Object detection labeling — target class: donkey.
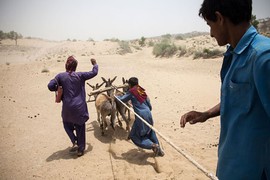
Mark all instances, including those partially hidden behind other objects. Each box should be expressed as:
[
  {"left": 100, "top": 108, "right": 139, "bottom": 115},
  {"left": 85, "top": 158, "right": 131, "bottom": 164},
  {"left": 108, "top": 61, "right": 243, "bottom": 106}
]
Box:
[
  {"left": 115, "top": 77, "right": 131, "bottom": 132},
  {"left": 94, "top": 76, "right": 117, "bottom": 135}
]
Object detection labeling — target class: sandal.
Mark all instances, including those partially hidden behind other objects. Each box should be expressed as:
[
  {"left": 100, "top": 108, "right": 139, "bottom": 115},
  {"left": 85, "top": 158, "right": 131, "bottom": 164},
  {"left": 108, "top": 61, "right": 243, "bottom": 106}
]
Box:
[
  {"left": 152, "top": 144, "right": 165, "bottom": 157},
  {"left": 69, "top": 143, "right": 78, "bottom": 153}
]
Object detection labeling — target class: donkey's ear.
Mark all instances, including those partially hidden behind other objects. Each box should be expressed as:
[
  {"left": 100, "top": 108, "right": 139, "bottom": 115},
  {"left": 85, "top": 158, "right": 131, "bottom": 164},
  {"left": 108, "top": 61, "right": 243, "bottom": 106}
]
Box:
[
  {"left": 101, "top": 77, "right": 107, "bottom": 83},
  {"left": 111, "top": 76, "right": 117, "bottom": 83},
  {"left": 122, "top": 77, "right": 126, "bottom": 83},
  {"left": 98, "top": 81, "right": 105, "bottom": 88},
  {"left": 87, "top": 82, "right": 94, "bottom": 88}
]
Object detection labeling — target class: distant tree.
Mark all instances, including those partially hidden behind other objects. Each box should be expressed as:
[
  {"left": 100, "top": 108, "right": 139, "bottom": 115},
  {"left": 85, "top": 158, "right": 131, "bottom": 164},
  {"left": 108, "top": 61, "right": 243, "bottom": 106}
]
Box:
[
  {"left": 161, "top": 34, "right": 171, "bottom": 39},
  {"left": 0, "top": 30, "right": 4, "bottom": 40},
  {"left": 138, "top": 36, "right": 146, "bottom": 47},
  {"left": 251, "top": 14, "right": 259, "bottom": 30},
  {"left": 2, "top": 31, "right": 22, "bottom": 45},
  {"left": 87, "top": 37, "right": 94, "bottom": 42},
  {"left": 8, "top": 31, "right": 18, "bottom": 45}
]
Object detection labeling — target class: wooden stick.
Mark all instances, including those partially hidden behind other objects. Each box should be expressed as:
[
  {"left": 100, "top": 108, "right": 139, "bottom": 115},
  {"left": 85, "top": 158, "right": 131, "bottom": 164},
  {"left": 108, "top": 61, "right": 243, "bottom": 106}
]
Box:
[
  {"left": 86, "top": 99, "right": 96, "bottom": 103},
  {"left": 88, "top": 84, "right": 128, "bottom": 96}
]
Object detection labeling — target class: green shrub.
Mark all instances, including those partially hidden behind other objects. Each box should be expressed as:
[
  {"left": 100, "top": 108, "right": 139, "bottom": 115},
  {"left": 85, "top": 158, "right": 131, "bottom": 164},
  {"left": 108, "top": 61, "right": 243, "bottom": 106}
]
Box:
[
  {"left": 104, "top": 38, "right": 120, "bottom": 42},
  {"left": 193, "top": 48, "right": 223, "bottom": 59},
  {"left": 153, "top": 41, "right": 177, "bottom": 58},
  {"left": 148, "top": 40, "right": 155, "bottom": 47},
  {"left": 87, "top": 38, "right": 94, "bottom": 42},
  {"left": 178, "top": 46, "right": 187, "bottom": 57},
  {"left": 41, "top": 68, "right": 49, "bottom": 73},
  {"left": 132, "top": 45, "right": 142, "bottom": 50},
  {"left": 193, "top": 51, "right": 204, "bottom": 59},
  {"left": 118, "top": 41, "right": 132, "bottom": 55},
  {"left": 175, "top": 35, "right": 184, "bottom": 40},
  {"left": 161, "top": 34, "right": 172, "bottom": 39}
]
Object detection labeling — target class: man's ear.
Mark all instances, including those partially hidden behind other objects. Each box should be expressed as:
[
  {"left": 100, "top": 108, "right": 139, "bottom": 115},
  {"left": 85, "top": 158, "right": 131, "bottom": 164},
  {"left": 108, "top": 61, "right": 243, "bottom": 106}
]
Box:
[{"left": 215, "top": 11, "right": 224, "bottom": 25}]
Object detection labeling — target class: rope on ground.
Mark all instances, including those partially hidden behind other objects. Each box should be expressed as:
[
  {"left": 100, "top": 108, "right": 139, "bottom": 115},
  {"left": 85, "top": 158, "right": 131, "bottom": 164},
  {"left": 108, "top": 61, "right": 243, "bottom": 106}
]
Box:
[
  {"left": 114, "top": 95, "right": 219, "bottom": 180},
  {"left": 108, "top": 143, "right": 116, "bottom": 180}
]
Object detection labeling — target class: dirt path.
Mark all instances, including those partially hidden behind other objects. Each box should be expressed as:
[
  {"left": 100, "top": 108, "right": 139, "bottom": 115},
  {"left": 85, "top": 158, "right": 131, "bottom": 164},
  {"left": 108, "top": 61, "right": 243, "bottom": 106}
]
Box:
[{"left": 0, "top": 39, "right": 221, "bottom": 180}]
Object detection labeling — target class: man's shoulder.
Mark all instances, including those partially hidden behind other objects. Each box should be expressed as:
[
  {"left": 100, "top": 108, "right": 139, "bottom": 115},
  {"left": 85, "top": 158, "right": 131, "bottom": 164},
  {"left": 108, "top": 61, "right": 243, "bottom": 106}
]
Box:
[
  {"left": 253, "top": 34, "right": 270, "bottom": 45},
  {"left": 250, "top": 34, "right": 270, "bottom": 53}
]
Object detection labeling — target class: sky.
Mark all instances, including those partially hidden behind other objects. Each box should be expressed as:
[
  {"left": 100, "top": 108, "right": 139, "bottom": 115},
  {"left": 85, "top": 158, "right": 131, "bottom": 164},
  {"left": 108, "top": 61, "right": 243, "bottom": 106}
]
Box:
[{"left": 0, "top": 0, "right": 269, "bottom": 41}]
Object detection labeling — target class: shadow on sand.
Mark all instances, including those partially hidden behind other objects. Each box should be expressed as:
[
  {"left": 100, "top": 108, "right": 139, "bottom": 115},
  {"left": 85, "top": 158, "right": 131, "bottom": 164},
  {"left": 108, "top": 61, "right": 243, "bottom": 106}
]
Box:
[
  {"left": 46, "top": 143, "right": 93, "bottom": 162},
  {"left": 109, "top": 145, "right": 160, "bottom": 173},
  {"left": 87, "top": 120, "right": 129, "bottom": 144}
]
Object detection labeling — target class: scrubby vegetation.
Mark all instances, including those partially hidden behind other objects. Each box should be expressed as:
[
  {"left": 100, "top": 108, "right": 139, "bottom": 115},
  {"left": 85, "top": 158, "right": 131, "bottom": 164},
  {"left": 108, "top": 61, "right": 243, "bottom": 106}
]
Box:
[
  {"left": 104, "top": 38, "right": 120, "bottom": 42},
  {"left": 41, "top": 67, "right": 49, "bottom": 73},
  {"left": 193, "top": 48, "right": 224, "bottom": 59},
  {"left": 251, "top": 15, "right": 259, "bottom": 30},
  {"left": 152, "top": 39, "right": 178, "bottom": 58},
  {"left": 152, "top": 37, "right": 224, "bottom": 59},
  {"left": 148, "top": 40, "right": 155, "bottom": 47},
  {"left": 117, "top": 41, "right": 132, "bottom": 55},
  {"left": 138, "top": 36, "right": 146, "bottom": 47},
  {"left": 178, "top": 46, "right": 187, "bottom": 57},
  {"left": 175, "top": 35, "right": 184, "bottom": 40}
]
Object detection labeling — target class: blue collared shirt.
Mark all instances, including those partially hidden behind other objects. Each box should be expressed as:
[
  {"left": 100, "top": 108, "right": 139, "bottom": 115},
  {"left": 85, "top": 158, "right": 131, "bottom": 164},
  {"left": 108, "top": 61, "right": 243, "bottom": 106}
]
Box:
[{"left": 217, "top": 26, "right": 270, "bottom": 179}]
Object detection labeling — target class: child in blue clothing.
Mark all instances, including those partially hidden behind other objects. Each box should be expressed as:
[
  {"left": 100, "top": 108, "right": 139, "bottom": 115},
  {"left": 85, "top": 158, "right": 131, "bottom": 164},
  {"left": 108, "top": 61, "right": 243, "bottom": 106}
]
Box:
[{"left": 117, "top": 77, "right": 164, "bottom": 157}]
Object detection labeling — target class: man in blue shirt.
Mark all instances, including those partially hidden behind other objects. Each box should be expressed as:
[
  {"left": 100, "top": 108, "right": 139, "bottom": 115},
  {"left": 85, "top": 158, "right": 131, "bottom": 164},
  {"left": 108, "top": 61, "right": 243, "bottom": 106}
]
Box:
[
  {"left": 180, "top": 0, "right": 270, "bottom": 179},
  {"left": 48, "top": 56, "right": 98, "bottom": 157}
]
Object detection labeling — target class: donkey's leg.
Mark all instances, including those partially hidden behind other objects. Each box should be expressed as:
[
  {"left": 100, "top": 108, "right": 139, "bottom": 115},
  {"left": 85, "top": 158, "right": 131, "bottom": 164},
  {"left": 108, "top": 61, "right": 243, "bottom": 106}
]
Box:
[
  {"left": 119, "top": 108, "right": 130, "bottom": 132},
  {"left": 101, "top": 115, "right": 106, "bottom": 136},
  {"left": 96, "top": 110, "right": 102, "bottom": 128},
  {"left": 116, "top": 111, "right": 123, "bottom": 127},
  {"left": 110, "top": 111, "right": 116, "bottom": 130}
]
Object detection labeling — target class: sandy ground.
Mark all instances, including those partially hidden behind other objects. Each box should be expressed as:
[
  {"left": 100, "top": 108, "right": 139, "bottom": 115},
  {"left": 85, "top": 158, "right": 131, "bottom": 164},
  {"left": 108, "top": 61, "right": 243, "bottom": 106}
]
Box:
[{"left": 0, "top": 38, "right": 223, "bottom": 180}]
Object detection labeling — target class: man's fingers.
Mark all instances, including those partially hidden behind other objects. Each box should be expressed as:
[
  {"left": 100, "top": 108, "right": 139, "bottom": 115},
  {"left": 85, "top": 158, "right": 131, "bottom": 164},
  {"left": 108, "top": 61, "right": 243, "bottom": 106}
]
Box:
[
  {"left": 180, "top": 112, "right": 200, "bottom": 127},
  {"left": 180, "top": 114, "right": 188, "bottom": 128}
]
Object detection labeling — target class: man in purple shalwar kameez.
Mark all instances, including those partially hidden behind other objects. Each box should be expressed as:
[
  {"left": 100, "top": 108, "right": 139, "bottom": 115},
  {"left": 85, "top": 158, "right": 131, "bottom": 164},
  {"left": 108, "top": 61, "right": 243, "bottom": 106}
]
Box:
[{"left": 48, "top": 56, "right": 98, "bottom": 157}]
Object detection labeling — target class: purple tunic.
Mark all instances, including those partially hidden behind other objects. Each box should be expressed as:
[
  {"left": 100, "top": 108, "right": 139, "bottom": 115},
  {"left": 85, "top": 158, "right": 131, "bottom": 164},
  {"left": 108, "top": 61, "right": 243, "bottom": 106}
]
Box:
[{"left": 48, "top": 65, "right": 98, "bottom": 125}]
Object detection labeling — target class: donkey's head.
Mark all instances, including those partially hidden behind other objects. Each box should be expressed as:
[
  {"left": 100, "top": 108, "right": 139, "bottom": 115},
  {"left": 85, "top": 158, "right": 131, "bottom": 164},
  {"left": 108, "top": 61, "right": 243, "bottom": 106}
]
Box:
[
  {"left": 87, "top": 82, "right": 105, "bottom": 101},
  {"left": 122, "top": 77, "right": 129, "bottom": 93},
  {"left": 101, "top": 76, "right": 117, "bottom": 96}
]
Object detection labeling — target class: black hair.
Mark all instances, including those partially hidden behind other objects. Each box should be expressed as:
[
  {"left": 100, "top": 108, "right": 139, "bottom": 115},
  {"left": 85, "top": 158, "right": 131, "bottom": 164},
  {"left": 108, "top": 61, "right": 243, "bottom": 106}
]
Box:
[
  {"left": 199, "top": 0, "right": 252, "bottom": 25},
  {"left": 128, "top": 77, "right": 138, "bottom": 87}
]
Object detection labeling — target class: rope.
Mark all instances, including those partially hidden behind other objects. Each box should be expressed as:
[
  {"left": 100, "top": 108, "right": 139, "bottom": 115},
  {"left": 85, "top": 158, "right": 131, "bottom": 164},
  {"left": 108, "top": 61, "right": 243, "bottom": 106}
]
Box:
[
  {"left": 114, "top": 95, "right": 219, "bottom": 180},
  {"left": 109, "top": 143, "right": 116, "bottom": 180}
]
